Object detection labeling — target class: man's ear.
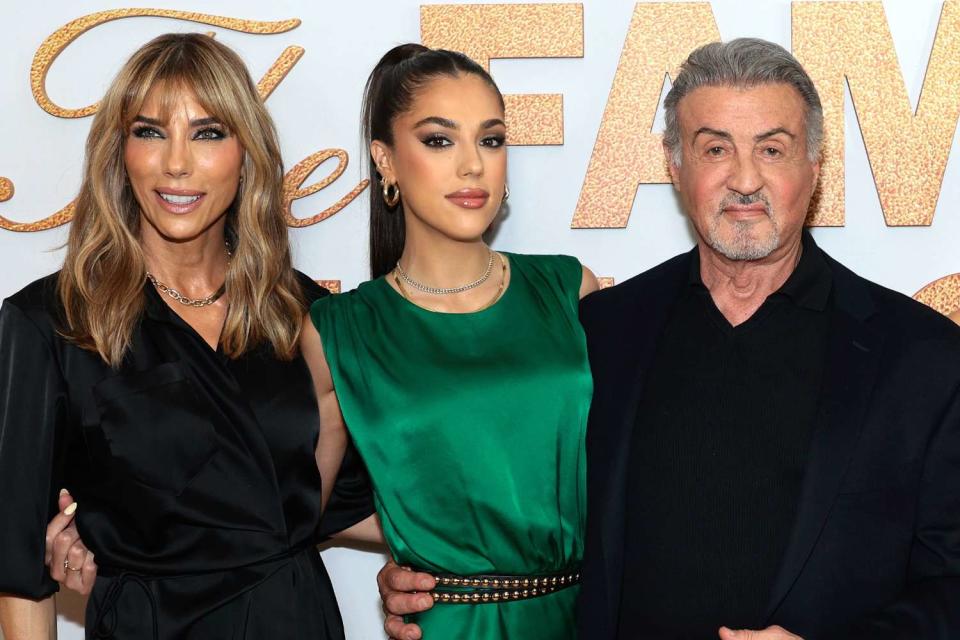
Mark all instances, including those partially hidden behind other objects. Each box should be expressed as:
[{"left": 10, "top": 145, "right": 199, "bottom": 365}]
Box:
[
  {"left": 370, "top": 140, "right": 395, "bottom": 182},
  {"left": 810, "top": 157, "right": 821, "bottom": 198},
  {"left": 664, "top": 143, "right": 681, "bottom": 190}
]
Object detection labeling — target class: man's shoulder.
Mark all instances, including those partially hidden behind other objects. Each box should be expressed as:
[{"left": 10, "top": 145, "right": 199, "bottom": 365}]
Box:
[
  {"left": 580, "top": 250, "right": 691, "bottom": 326},
  {"left": 827, "top": 254, "right": 960, "bottom": 347}
]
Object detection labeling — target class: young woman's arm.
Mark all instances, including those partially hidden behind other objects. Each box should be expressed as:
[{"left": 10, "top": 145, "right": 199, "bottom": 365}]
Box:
[
  {"left": 580, "top": 264, "right": 600, "bottom": 299},
  {"left": 331, "top": 513, "right": 386, "bottom": 545},
  {"left": 0, "top": 595, "right": 56, "bottom": 640},
  {"left": 300, "top": 317, "right": 351, "bottom": 513},
  {"left": 301, "top": 316, "right": 386, "bottom": 547}
]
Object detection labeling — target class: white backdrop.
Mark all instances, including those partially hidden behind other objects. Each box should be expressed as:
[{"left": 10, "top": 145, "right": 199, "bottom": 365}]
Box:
[{"left": 2, "top": 1, "right": 959, "bottom": 638}]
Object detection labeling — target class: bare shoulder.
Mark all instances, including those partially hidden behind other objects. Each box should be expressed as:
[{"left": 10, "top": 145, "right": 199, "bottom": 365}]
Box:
[{"left": 579, "top": 264, "right": 600, "bottom": 300}]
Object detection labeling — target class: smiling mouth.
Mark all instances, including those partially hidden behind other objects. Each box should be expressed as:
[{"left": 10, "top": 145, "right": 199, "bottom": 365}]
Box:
[
  {"left": 158, "top": 193, "right": 202, "bottom": 205},
  {"left": 154, "top": 190, "right": 206, "bottom": 214}
]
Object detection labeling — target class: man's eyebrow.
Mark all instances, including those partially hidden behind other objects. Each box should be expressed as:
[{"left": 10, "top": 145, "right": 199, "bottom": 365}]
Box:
[
  {"left": 413, "top": 116, "right": 458, "bottom": 129},
  {"left": 692, "top": 127, "right": 732, "bottom": 141},
  {"left": 754, "top": 127, "right": 796, "bottom": 142}
]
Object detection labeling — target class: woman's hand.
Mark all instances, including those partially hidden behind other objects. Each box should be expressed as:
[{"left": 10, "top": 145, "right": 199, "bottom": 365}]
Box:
[{"left": 45, "top": 489, "right": 97, "bottom": 595}]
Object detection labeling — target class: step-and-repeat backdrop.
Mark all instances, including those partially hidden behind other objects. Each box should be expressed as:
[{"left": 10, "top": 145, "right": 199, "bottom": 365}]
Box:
[{"left": 3, "top": 1, "right": 960, "bottom": 637}]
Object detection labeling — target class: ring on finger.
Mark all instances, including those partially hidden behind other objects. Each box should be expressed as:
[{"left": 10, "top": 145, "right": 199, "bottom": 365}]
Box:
[{"left": 64, "top": 558, "right": 82, "bottom": 572}]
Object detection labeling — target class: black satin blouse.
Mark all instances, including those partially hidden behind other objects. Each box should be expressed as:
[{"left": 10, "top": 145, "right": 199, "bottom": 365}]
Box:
[{"left": 0, "top": 272, "right": 374, "bottom": 639}]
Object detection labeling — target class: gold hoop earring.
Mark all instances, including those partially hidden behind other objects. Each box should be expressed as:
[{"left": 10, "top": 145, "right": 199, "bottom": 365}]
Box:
[{"left": 382, "top": 178, "right": 400, "bottom": 208}]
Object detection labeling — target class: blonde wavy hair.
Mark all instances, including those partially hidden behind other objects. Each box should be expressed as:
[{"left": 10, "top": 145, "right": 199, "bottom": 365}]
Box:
[{"left": 58, "top": 33, "right": 304, "bottom": 366}]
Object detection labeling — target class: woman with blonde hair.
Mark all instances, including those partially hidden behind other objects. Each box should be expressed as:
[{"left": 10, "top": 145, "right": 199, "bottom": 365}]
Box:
[{"left": 0, "top": 33, "right": 374, "bottom": 639}]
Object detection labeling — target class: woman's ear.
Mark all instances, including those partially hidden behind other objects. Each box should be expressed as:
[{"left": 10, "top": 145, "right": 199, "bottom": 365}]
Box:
[{"left": 370, "top": 141, "right": 395, "bottom": 182}]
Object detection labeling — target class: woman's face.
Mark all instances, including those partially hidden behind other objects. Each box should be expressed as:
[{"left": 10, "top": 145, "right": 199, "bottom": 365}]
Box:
[
  {"left": 373, "top": 73, "right": 507, "bottom": 243},
  {"left": 124, "top": 84, "right": 244, "bottom": 244}
]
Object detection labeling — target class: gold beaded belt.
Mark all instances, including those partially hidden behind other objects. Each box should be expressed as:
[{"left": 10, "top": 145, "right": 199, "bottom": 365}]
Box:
[{"left": 424, "top": 568, "right": 581, "bottom": 604}]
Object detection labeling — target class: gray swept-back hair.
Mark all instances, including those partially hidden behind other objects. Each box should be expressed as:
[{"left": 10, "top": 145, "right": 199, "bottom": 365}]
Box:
[{"left": 663, "top": 38, "right": 823, "bottom": 166}]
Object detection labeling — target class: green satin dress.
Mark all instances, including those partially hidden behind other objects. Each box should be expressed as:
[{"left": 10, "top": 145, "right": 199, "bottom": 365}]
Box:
[{"left": 310, "top": 253, "right": 591, "bottom": 639}]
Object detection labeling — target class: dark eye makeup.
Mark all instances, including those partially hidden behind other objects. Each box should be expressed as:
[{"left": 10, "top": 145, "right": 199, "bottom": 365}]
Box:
[
  {"left": 418, "top": 132, "right": 506, "bottom": 148},
  {"left": 129, "top": 124, "right": 228, "bottom": 140},
  {"left": 131, "top": 125, "right": 162, "bottom": 139},
  {"left": 481, "top": 134, "right": 506, "bottom": 148},
  {"left": 420, "top": 133, "right": 452, "bottom": 147}
]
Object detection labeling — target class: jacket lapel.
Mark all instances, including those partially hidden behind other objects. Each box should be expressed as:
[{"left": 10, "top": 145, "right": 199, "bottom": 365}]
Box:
[
  {"left": 595, "top": 362, "right": 655, "bottom": 630},
  {"left": 764, "top": 259, "right": 883, "bottom": 619},
  {"left": 585, "top": 252, "right": 693, "bottom": 634}
]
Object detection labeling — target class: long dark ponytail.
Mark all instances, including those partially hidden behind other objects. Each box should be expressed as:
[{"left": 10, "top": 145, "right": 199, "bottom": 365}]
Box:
[{"left": 361, "top": 44, "right": 504, "bottom": 278}]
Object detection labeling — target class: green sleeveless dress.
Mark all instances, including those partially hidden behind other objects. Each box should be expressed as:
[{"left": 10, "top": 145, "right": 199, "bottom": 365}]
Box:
[{"left": 310, "top": 253, "right": 591, "bottom": 639}]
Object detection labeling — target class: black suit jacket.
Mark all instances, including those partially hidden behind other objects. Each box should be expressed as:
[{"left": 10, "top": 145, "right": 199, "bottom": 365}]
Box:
[{"left": 576, "top": 243, "right": 960, "bottom": 639}]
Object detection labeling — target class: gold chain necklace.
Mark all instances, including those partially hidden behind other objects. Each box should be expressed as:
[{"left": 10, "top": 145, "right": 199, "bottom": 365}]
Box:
[
  {"left": 395, "top": 249, "right": 495, "bottom": 295},
  {"left": 145, "top": 241, "right": 230, "bottom": 308},
  {"left": 145, "top": 272, "right": 226, "bottom": 307},
  {"left": 394, "top": 252, "right": 507, "bottom": 313}
]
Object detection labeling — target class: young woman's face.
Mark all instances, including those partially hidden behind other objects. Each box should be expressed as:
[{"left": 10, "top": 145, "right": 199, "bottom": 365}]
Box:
[
  {"left": 124, "top": 84, "right": 244, "bottom": 244},
  {"left": 374, "top": 73, "right": 507, "bottom": 243}
]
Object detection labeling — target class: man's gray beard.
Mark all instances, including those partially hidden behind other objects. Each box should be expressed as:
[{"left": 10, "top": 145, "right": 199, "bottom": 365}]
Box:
[{"left": 707, "top": 216, "right": 780, "bottom": 261}]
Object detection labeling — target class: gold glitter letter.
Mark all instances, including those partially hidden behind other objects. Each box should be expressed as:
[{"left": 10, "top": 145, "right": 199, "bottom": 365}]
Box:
[
  {"left": 914, "top": 273, "right": 960, "bottom": 316},
  {"left": 257, "top": 45, "right": 305, "bottom": 101},
  {"left": 315, "top": 280, "right": 342, "bottom": 294},
  {"left": 32, "top": 9, "right": 300, "bottom": 118},
  {"left": 794, "top": 1, "right": 960, "bottom": 226},
  {"left": 571, "top": 3, "right": 719, "bottom": 228},
  {"left": 282, "top": 150, "right": 369, "bottom": 228},
  {"left": 420, "top": 4, "right": 583, "bottom": 145}
]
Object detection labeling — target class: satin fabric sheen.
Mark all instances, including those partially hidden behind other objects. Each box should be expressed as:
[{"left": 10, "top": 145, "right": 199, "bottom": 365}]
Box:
[
  {"left": 0, "top": 272, "right": 373, "bottom": 639},
  {"left": 311, "top": 253, "right": 592, "bottom": 639}
]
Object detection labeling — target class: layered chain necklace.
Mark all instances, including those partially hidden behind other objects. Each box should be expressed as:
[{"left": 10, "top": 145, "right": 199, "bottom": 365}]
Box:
[
  {"left": 393, "top": 251, "right": 508, "bottom": 313},
  {"left": 395, "top": 250, "right": 495, "bottom": 295},
  {"left": 145, "top": 242, "right": 230, "bottom": 308}
]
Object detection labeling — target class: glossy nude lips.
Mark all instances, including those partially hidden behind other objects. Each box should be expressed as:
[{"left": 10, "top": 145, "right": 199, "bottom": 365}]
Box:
[{"left": 445, "top": 188, "right": 489, "bottom": 209}]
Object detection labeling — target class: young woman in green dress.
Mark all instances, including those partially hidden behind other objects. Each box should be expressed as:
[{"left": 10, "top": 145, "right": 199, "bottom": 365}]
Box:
[
  {"left": 45, "top": 42, "right": 597, "bottom": 640},
  {"left": 302, "top": 44, "right": 598, "bottom": 639}
]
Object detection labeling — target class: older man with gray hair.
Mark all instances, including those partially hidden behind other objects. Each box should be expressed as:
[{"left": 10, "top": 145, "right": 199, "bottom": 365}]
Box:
[{"left": 379, "top": 38, "right": 960, "bottom": 640}]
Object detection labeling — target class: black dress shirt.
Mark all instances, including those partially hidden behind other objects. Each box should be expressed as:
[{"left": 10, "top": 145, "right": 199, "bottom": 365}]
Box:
[{"left": 618, "top": 233, "right": 833, "bottom": 639}]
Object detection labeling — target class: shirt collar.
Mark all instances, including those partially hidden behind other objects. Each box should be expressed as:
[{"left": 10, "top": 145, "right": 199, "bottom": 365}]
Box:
[
  {"left": 143, "top": 279, "right": 184, "bottom": 324},
  {"left": 687, "top": 230, "right": 832, "bottom": 311}
]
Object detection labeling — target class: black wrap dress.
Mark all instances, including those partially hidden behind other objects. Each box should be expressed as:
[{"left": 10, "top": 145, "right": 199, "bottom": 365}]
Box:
[{"left": 0, "top": 272, "right": 374, "bottom": 639}]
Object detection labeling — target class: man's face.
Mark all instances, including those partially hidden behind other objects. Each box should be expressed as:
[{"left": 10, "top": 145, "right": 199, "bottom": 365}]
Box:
[{"left": 667, "top": 83, "right": 820, "bottom": 261}]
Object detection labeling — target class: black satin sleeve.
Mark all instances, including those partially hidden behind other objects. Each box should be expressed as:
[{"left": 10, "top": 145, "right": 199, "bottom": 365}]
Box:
[{"left": 0, "top": 300, "right": 66, "bottom": 598}]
